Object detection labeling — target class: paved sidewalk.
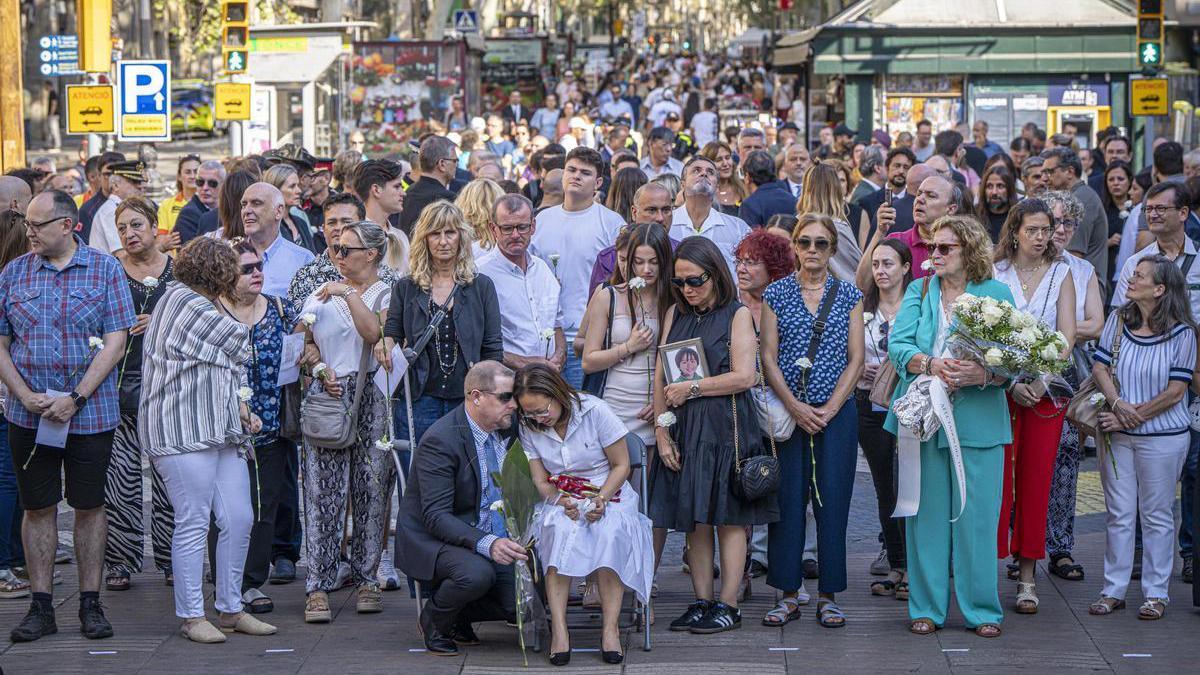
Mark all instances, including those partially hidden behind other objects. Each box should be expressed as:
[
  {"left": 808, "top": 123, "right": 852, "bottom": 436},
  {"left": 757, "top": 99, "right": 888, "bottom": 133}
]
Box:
[{"left": 3, "top": 456, "right": 1199, "bottom": 674}]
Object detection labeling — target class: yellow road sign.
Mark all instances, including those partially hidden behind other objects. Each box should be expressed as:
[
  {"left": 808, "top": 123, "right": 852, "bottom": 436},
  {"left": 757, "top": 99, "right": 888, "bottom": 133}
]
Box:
[
  {"left": 66, "top": 84, "right": 115, "bottom": 134},
  {"left": 1131, "top": 77, "right": 1169, "bottom": 116},
  {"left": 214, "top": 82, "right": 252, "bottom": 121}
]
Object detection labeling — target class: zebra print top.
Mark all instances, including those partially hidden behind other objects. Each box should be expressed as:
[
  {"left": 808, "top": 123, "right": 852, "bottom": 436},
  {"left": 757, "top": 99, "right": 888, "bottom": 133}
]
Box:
[{"left": 137, "top": 282, "right": 251, "bottom": 457}]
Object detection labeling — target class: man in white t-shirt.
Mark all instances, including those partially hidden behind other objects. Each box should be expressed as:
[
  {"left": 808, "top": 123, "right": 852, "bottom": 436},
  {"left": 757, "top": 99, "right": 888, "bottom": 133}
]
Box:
[
  {"left": 530, "top": 147, "right": 624, "bottom": 388},
  {"left": 669, "top": 155, "right": 751, "bottom": 279},
  {"left": 690, "top": 96, "right": 719, "bottom": 149}
]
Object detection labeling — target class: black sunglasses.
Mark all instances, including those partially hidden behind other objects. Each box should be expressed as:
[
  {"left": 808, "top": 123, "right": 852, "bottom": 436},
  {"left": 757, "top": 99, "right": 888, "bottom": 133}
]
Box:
[
  {"left": 931, "top": 243, "right": 962, "bottom": 256},
  {"left": 332, "top": 244, "right": 370, "bottom": 257},
  {"left": 478, "top": 390, "right": 514, "bottom": 403},
  {"left": 197, "top": 178, "right": 221, "bottom": 188},
  {"left": 240, "top": 261, "right": 264, "bottom": 275},
  {"left": 671, "top": 271, "right": 711, "bottom": 288},
  {"left": 796, "top": 237, "right": 831, "bottom": 251}
]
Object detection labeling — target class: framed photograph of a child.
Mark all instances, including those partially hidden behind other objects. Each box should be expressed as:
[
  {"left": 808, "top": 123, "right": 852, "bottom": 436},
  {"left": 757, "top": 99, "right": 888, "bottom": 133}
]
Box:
[{"left": 660, "top": 338, "right": 709, "bottom": 385}]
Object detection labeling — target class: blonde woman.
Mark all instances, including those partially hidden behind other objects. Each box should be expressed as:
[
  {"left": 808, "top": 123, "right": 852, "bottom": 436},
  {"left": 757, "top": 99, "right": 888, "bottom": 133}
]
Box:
[
  {"left": 383, "top": 201, "right": 504, "bottom": 444},
  {"left": 453, "top": 178, "right": 505, "bottom": 258},
  {"left": 263, "top": 164, "right": 317, "bottom": 252},
  {"left": 700, "top": 141, "right": 747, "bottom": 216},
  {"left": 797, "top": 163, "right": 865, "bottom": 282}
]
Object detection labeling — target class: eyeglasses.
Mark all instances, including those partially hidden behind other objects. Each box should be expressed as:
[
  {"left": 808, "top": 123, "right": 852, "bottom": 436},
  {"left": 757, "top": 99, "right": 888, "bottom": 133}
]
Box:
[
  {"left": 1022, "top": 226, "right": 1053, "bottom": 239},
  {"left": 521, "top": 405, "right": 553, "bottom": 421},
  {"left": 197, "top": 179, "right": 221, "bottom": 189},
  {"left": 1144, "top": 205, "right": 1182, "bottom": 217},
  {"left": 240, "top": 261, "right": 264, "bottom": 275},
  {"left": 735, "top": 258, "right": 762, "bottom": 269},
  {"left": 670, "top": 271, "right": 711, "bottom": 288},
  {"left": 931, "top": 243, "right": 962, "bottom": 256},
  {"left": 495, "top": 222, "right": 533, "bottom": 236},
  {"left": 1056, "top": 217, "right": 1079, "bottom": 229},
  {"left": 332, "top": 244, "right": 370, "bottom": 257},
  {"left": 477, "top": 390, "right": 515, "bottom": 404},
  {"left": 795, "top": 237, "right": 831, "bottom": 251},
  {"left": 25, "top": 215, "right": 69, "bottom": 229}
]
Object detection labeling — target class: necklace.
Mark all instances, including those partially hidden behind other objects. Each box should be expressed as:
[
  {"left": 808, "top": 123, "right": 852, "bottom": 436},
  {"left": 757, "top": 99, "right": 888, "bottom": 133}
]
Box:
[
  {"left": 429, "top": 295, "right": 459, "bottom": 378},
  {"left": 1015, "top": 262, "right": 1044, "bottom": 292}
]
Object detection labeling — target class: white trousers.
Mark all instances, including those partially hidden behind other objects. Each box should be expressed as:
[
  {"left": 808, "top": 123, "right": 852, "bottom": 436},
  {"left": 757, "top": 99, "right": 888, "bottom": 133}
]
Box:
[
  {"left": 1100, "top": 432, "right": 1188, "bottom": 602},
  {"left": 153, "top": 445, "right": 253, "bottom": 618}
]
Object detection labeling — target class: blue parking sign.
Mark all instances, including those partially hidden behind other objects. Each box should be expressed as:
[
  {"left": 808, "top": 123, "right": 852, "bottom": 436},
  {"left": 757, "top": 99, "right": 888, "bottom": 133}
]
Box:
[{"left": 117, "top": 60, "right": 171, "bottom": 141}]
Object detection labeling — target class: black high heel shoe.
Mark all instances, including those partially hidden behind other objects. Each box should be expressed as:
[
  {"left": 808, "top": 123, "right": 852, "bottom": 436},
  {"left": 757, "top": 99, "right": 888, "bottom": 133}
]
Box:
[
  {"left": 549, "top": 650, "right": 571, "bottom": 666},
  {"left": 602, "top": 650, "right": 624, "bottom": 664}
]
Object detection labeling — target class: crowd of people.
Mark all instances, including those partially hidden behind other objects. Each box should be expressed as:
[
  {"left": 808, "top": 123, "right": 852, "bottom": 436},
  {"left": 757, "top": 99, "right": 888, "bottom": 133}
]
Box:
[{"left": 0, "top": 52, "right": 1199, "bottom": 662}]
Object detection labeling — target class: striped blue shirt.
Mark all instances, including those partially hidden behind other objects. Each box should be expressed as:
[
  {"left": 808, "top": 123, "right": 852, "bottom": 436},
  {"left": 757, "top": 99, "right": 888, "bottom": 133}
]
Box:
[
  {"left": 1094, "top": 313, "right": 1196, "bottom": 436},
  {"left": 465, "top": 411, "right": 508, "bottom": 559}
]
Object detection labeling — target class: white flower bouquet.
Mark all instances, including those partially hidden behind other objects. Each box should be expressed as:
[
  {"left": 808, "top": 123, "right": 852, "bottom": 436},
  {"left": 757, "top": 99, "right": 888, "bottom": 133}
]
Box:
[{"left": 947, "top": 293, "right": 1069, "bottom": 381}]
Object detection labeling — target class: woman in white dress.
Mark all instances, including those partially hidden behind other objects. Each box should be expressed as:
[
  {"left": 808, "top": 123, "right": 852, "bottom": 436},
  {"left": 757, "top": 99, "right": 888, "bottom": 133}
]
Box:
[{"left": 514, "top": 364, "right": 654, "bottom": 666}]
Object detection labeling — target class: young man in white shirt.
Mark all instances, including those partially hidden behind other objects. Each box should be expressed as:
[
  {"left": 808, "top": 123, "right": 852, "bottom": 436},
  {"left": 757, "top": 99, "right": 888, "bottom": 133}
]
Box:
[
  {"left": 669, "top": 155, "right": 751, "bottom": 279},
  {"left": 477, "top": 194, "right": 565, "bottom": 370},
  {"left": 530, "top": 147, "right": 625, "bottom": 388}
]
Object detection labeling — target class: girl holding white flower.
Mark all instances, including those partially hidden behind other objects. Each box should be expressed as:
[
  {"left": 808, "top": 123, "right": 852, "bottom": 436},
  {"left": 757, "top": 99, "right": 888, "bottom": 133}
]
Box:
[
  {"left": 991, "top": 198, "right": 1076, "bottom": 614},
  {"left": 760, "top": 213, "right": 864, "bottom": 628},
  {"left": 1089, "top": 256, "right": 1196, "bottom": 620},
  {"left": 104, "top": 197, "right": 176, "bottom": 591},
  {"left": 884, "top": 215, "right": 1015, "bottom": 638}
]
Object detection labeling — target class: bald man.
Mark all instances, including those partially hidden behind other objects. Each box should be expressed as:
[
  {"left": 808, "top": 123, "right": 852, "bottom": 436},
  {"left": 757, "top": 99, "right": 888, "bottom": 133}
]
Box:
[
  {"left": 856, "top": 173, "right": 960, "bottom": 289},
  {"left": 588, "top": 182, "right": 679, "bottom": 295},
  {"left": 0, "top": 176, "right": 32, "bottom": 214},
  {"left": 241, "top": 182, "right": 314, "bottom": 296},
  {"left": 537, "top": 168, "right": 564, "bottom": 213}
]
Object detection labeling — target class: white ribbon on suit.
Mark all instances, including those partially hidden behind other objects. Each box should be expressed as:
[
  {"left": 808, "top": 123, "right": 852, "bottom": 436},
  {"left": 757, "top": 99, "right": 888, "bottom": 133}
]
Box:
[{"left": 892, "top": 374, "right": 967, "bottom": 522}]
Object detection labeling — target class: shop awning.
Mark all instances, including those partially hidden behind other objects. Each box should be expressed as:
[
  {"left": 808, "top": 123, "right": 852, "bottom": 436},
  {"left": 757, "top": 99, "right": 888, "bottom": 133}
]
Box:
[
  {"left": 773, "top": 27, "right": 821, "bottom": 70},
  {"left": 248, "top": 48, "right": 343, "bottom": 84}
]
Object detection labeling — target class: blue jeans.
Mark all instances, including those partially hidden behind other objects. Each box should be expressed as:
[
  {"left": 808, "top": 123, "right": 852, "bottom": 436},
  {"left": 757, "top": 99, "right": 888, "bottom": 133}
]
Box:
[
  {"left": 0, "top": 413, "right": 25, "bottom": 568},
  {"left": 1180, "top": 426, "right": 1200, "bottom": 558},
  {"left": 395, "top": 395, "right": 462, "bottom": 481},
  {"left": 562, "top": 352, "right": 584, "bottom": 390}
]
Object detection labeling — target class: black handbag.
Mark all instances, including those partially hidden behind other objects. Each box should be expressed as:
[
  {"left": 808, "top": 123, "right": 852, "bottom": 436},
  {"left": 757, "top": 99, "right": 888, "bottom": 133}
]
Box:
[
  {"left": 580, "top": 285, "right": 615, "bottom": 397},
  {"left": 731, "top": 390, "right": 780, "bottom": 501},
  {"left": 118, "top": 370, "right": 141, "bottom": 416}
]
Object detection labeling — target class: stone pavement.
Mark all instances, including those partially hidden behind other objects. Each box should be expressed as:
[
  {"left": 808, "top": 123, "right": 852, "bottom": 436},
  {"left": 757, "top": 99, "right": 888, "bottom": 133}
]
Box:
[{"left": 2, "top": 455, "right": 1199, "bottom": 674}]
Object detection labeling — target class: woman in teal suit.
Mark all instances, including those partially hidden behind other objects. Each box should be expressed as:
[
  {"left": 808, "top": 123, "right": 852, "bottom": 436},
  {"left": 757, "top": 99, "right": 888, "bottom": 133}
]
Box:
[{"left": 884, "top": 215, "right": 1014, "bottom": 638}]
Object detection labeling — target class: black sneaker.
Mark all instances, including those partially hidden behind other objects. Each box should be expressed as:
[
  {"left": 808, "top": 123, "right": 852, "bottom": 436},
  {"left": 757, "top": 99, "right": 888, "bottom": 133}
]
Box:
[
  {"left": 747, "top": 560, "right": 768, "bottom": 579},
  {"left": 689, "top": 601, "right": 742, "bottom": 634},
  {"left": 669, "top": 599, "right": 713, "bottom": 632},
  {"left": 79, "top": 597, "right": 113, "bottom": 639},
  {"left": 1183, "top": 557, "right": 1194, "bottom": 584},
  {"left": 11, "top": 602, "right": 57, "bottom": 642},
  {"left": 802, "top": 558, "right": 819, "bottom": 579}
]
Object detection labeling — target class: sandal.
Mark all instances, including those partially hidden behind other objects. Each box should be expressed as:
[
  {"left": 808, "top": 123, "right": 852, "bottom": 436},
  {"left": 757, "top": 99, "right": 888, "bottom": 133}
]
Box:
[
  {"left": 1015, "top": 581, "right": 1038, "bottom": 614},
  {"left": 815, "top": 599, "right": 846, "bottom": 628},
  {"left": 1088, "top": 596, "right": 1125, "bottom": 615},
  {"left": 870, "top": 579, "right": 896, "bottom": 596},
  {"left": 1049, "top": 554, "right": 1085, "bottom": 581},
  {"left": 1137, "top": 598, "right": 1166, "bottom": 620},
  {"left": 762, "top": 597, "right": 802, "bottom": 626},
  {"left": 974, "top": 623, "right": 1002, "bottom": 638},
  {"left": 242, "top": 588, "right": 274, "bottom": 614},
  {"left": 909, "top": 617, "right": 939, "bottom": 635},
  {"left": 105, "top": 571, "right": 131, "bottom": 592},
  {"left": 895, "top": 580, "right": 910, "bottom": 601}
]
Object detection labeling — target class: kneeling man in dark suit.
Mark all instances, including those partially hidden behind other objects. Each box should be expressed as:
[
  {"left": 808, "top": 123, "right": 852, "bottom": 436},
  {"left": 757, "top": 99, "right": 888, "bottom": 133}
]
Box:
[{"left": 396, "top": 361, "right": 528, "bottom": 655}]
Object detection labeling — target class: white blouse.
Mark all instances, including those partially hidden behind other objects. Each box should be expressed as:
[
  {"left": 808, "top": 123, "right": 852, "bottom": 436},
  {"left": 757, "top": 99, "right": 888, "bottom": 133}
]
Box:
[
  {"left": 301, "top": 280, "right": 391, "bottom": 377},
  {"left": 520, "top": 394, "right": 629, "bottom": 486},
  {"left": 1061, "top": 253, "right": 1095, "bottom": 323},
  {"left": 993, "top": 259, "right": 1070, "bottom": 331}
]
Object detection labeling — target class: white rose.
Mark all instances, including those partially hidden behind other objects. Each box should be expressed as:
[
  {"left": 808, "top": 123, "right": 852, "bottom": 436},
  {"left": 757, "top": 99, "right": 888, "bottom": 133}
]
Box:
[
  {"left": 1053, "top": 331, "right": 1069, "bottom": 350},
  {"left": 301, "top": 312, "right": 317, "bottom": 326},
  {"left": 88, "top": 336, "right": 104, "bottom": 350},
  {"left": 795, "top": 357, "right": 813, "bottom": 370},
  {"left": 142, "top": 276, "right": 159, "bottom": 289},
  {"left": 489, "top": 500, "right": 505, "bottom": 513},
  {"left": 984, "top": 348, "right": 1004, "bottom": 366},
  {"left": 628, "top": 276, "right": 647, "bottom": 290},
  {"left": 1014, "top": 312, "right": 1036, "bottom": 329},
  {"left": 540, "top": 328, "right": 555, "bottom": 340},
  {"left": 862, "top": 312, "right": 874, "bottom": 324},
  {"left": 1015, "top": 327, "right": 1039, "bottom": 346},
  {"left": 1039, "top": 344, "right": 1060, "bottom": 361},
  {"left": 374, "top": 439, "right": 392, "bottom": 451},
  {"left": 921, "top": 259, "right": 934, "bottom": 272},
  {"left": 655, "top": 412, "right": 676, "bottom": 428},
  {"left": 980, "top": 305, "right": 1004, "bottom": 327},
  {"left": 1089, "top": 392, "right": 1106, "bottom": 407},
  {"left": 313, "top": 362, "right": 329, "bottom": 379},
  {"left": 237, "top": 386, "right": 253, "bottom": 402}
]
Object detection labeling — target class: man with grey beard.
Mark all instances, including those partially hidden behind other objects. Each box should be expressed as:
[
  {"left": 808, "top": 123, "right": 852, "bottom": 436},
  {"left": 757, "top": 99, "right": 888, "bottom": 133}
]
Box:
[{"left": 668, "top": 155, "right": 751, "bottom": 278}]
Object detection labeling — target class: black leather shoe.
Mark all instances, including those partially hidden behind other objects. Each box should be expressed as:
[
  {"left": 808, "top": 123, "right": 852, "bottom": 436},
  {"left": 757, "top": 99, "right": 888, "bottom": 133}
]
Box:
[
  {"left": 451, "top": 620, "right": 481, "bottom": 646},
  {"left": 269, "top": 558, "right": 296, "bottom": 584},
  {"left": 669, "top": 599, "right": 713, "bottom": 631},
  {"left": 602, "top": 650, "right": 624, "bottom": 664},
  {"left": 549, "top": 650, "right": 571, "bottom": 666},
  {"left": 419, "top": 609, "right": 459, "bottom": 656},
  {"left": 11, "top": 602, "right": 56, "bottom": 642},
  {"left": 79, "top": 597, "right": 113, "bottom": 639},
  {"left": 802, "top": 558, "right": 819, "bottom": 579},
  {"left": 747, "top": 560, "right": 768, "bottom": 579}
]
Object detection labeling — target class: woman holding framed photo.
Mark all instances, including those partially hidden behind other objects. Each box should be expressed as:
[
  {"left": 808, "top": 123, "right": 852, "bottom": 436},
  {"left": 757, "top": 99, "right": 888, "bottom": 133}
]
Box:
[{"left": 648, "top": 237, "right": 778, "bottom": 635}]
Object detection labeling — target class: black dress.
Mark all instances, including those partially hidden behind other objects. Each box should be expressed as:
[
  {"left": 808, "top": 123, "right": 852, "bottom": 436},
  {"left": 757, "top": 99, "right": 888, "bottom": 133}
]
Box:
[{"left": 648, "top": 301, "right": 780, "bottom": 532}]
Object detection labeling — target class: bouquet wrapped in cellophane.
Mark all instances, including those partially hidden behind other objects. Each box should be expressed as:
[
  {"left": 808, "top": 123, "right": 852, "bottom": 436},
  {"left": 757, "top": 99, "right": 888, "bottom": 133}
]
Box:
[{"left": 947, "top": 293, "right": 1071, "bottom": 386}]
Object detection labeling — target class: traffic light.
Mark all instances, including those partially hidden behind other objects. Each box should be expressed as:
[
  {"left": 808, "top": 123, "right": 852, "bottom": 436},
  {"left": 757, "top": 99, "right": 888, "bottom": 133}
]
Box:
[
  {"left": 779, "top": 0, "right": 793, "bottom": 9},
  {"left": 1137, "top": 0, "right": 1164, "bottom": 68},
  {"left": 221, "top": 0, "right": 249, "bottom": 74},
  {"left": 77, "top": 0, "right": 113, "bottom": 72}
]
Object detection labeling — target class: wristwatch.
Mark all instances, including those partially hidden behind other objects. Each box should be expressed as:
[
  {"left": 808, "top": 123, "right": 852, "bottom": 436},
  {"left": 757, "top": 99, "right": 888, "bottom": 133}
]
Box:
[
  {"left": 69, "top": 391, "right": 87, "bottom": 409},
  {"left": 688, "top": 382, "right": 701, "bottom": 399}
]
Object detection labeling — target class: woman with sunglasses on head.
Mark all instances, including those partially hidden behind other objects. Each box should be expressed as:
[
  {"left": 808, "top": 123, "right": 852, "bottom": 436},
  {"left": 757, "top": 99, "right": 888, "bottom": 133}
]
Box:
[
  {"left": 992, "top": 198, "right": 1076, "bottom": 615},
  {"left": 857, "top": 238, "right": 913, "bottom": 599},
  {"left": 1089, "top": 256, "right": 1196, "bottom": 621},
  {"left": 208, "top": 239, "right": 301, "bottom": 616},
  {"left": 299, "top": 219, "right": 394, "bottom": 624},
  {"left": 759, "top": 213, "right": 865, "bottom": 629},
  {"left": 383, "top": 201, "right": 503, "bottom": 448},
  {"left": 885, "top": 215, "right": 1015, "bottom": 638},
  {"left": 101, "top": 198, "right": 176, "bottom": 593},
  {"left": 649, "top": 237, "right": 778, "bottom": 635},
  {"left": 514, "top": 364, "right": 654, "bottom": 666},
  {"left": 1040, "top": 190, "right": 1105, "bottom": 584}
]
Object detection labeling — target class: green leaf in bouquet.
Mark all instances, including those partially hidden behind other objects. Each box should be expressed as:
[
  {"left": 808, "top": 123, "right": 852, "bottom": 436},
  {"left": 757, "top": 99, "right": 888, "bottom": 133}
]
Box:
[{"left": 491, "top": 439, "right": 540, "bottom": 541}]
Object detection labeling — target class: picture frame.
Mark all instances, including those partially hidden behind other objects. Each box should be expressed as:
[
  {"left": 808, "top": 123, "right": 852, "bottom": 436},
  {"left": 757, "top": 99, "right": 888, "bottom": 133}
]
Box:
[{"left": 659, "top": 338, "right": 710, "bottom": 385}]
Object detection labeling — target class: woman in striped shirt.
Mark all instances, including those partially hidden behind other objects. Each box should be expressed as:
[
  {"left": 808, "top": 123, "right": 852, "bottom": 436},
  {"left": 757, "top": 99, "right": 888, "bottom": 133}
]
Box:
[{"left": 1090, "top": 255, "right": 1197, "bottom": 620}]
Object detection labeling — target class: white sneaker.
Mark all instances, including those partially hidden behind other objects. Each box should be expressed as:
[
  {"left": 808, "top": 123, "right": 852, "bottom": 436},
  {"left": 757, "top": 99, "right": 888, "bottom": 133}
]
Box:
[
  {"left": 795, "top": 581, "right": 811, "bottom": 606},
  {"left": 334, "top": 561, "right": 353, "bottom": 590},
  {"left": 377, "top": 547, "right": 400, "bottom": 591}
]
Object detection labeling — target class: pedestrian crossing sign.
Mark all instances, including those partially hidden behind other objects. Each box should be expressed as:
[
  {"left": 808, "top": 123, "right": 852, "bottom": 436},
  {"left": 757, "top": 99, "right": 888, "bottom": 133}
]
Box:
[
  {"left": 454, "top": 10, "right": 479, "bottom": 33},
  {"left": 224, "top": 49, "right": 248, "bottom": 74}
]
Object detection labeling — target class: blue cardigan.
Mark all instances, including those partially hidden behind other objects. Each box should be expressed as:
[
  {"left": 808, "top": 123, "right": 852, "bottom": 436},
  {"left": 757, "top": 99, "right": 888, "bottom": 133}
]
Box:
[{"left": 883, "top": 275, "right": 1015, "bottom": 449}]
